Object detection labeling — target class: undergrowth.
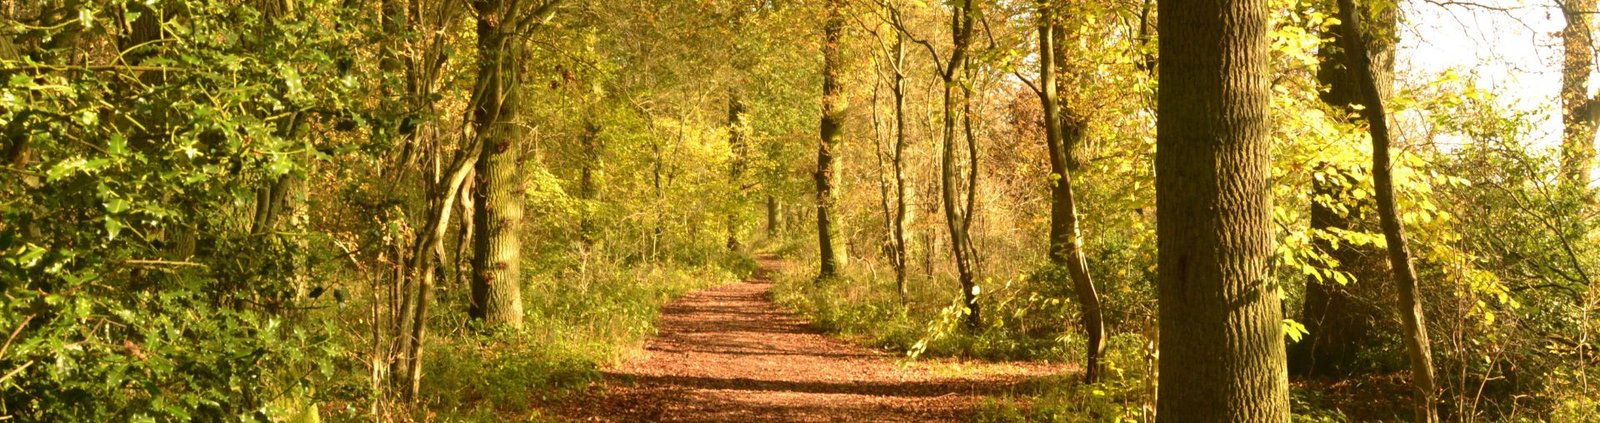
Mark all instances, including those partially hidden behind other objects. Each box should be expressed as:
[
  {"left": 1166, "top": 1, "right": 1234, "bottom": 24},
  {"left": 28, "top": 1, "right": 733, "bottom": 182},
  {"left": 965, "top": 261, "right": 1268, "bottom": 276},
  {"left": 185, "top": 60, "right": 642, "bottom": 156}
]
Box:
[
  {"left": 406, "top": 258, "right": 748, "bottom": 421},
  {"left": 770, "top": 256, "right": 1089, "bottom": 361}
]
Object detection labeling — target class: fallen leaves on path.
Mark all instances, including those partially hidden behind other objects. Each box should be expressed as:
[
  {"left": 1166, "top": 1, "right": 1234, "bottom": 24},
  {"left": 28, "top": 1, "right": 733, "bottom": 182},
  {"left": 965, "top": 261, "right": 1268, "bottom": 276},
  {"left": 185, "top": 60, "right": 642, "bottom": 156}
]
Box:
[{"left": 561, "top": 258, "right": 1067, "bottom": 422}]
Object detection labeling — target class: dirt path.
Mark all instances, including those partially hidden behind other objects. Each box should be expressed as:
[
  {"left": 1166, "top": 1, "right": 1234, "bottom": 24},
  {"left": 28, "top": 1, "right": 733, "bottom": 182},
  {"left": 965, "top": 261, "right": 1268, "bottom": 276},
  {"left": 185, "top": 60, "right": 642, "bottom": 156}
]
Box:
[{"left": 565, "top": 256, "right": 1066, "bottom": 422}]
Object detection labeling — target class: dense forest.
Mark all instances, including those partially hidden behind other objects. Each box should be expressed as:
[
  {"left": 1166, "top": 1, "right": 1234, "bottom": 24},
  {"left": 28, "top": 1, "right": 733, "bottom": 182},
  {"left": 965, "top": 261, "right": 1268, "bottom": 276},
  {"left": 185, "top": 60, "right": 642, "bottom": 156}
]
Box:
[{"left": 3, "top": 0, "right": 1599, "bottom": 421}]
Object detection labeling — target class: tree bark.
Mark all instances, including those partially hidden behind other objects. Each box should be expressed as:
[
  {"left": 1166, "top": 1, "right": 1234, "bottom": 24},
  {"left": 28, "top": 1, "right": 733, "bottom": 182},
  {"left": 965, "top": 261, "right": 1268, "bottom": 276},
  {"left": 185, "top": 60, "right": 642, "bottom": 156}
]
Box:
[
  {"left": 1334, "top": 0, "right": 1438, "bottom": 420},
  {"left": 817, "top": 0, "right": 847, "bottom": 278},
  {"left": 889, "top": 26, "right": 911, "bottom": 303},
  {"left": 1155, "top": 0, "right": 1288, "bottom": 417},
  {"left": 728, "top": 91, "right": 748, "bottom": 251},
  {"left": 767, "top": 195, "right": 781, "bottom": 238},
  {"left": 940, "top": 2, "right": 981, "bottom": 329},
  {"left": 1290, "top": 0, "right": 1396, "bottom": 378},
  {"left": 1563, "top": 0, "right": 1598, "bottom": 186},
  {"left": 1038, "top": 2, "right": 1106, "bottom": 384},
  {"left": 579, "top": 117, "right": 601, "bottom": 248},
  {"left": 467, "top": 0, "right": 549, "bottom": 329}
]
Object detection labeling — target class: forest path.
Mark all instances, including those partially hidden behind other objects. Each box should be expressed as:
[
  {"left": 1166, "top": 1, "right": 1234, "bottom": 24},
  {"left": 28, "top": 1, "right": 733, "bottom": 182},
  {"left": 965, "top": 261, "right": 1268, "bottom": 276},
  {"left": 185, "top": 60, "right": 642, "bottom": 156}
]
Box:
[{"left": 563, "top": 255, "right": 1066, "bottom": 422}]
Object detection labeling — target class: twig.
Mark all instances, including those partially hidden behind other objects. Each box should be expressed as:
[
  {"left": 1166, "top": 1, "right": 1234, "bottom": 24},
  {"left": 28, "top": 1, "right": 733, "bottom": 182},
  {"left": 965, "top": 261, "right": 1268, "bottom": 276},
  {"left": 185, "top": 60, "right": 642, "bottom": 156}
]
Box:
[
  {"left": 0, "top": 315, "right": 34, "bottom": 359},
  {"left": 124, "top": 259, "right": 207, "bottom": 267}
]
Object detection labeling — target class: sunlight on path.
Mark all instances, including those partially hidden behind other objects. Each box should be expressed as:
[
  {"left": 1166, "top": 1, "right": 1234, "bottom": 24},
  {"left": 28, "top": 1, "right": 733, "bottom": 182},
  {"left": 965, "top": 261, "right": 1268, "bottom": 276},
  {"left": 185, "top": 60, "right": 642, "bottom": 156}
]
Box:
[{"left": 565, "top": 257, "right": 1066, "bottom": 422}]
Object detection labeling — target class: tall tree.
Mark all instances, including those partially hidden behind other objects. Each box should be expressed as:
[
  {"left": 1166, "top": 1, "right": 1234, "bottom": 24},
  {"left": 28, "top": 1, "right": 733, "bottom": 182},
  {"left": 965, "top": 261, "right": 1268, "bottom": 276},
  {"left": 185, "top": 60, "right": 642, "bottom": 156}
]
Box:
[
  {"left": 1562, "top": 0, "right": 1599, "bottom": 186},
  {"left": 1155, "top": 0, "right": 1288, "bottom": 418},
  {"left": 865, "top": 0, "right": 913, "bottom": 300},
  {"left": 1037, "top": 0, "right": 1106, "bottom": 383},
  {"left": 938, "top": 0, "right": 982, "bottom": 328},
  {"left": 468, "top": 0, "right": 562, "bottom": 329},
  {"left": 817, "top": 0, "right": 848, "bottom": 278},
  {"left": 729, "top": 91, "right": 749, "bottom": 251},
  {"left": 1290, "top": 0, "right": 1397, "bottom": 377},
  {"left": 1334, "top": 0, "right": 1438, "bottom": 419}
]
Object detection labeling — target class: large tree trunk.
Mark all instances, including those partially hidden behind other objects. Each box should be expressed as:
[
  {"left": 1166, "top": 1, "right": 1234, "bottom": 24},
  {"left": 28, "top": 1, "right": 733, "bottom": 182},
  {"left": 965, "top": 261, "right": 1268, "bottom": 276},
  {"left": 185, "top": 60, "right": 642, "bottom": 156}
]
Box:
[
  {"left": 1563, "top": 0, "right": 1598, "bottom": 186},
  {"left": 1290, "top": 0, "right": 1396, "bottom": 378},
  {"left": 467, "top": 0, "right": 534, "bottom": 329},
  {"left": 817, "top": 0, "right": 847, "bottom": 278},
  {"left": 1037, "top": 3, "right": 1106, "bottom": 384},
  {"left": 1334, "top": 0, "right": 1438, "bottom": 420},
  {"left": 1155, "top": 0, "right": 1288, "bottom": 418}
]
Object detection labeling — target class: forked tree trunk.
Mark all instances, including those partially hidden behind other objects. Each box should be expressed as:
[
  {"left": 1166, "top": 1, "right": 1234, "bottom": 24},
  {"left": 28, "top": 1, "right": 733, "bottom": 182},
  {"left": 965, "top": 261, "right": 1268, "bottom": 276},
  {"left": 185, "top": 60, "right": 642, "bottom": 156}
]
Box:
[
  {"left": 940, "top": 3, "right": 981, "bottom": 329},
  {"left": 1155, "top": 0, "right": 1288, "bottom": 418},
  {"left": 1334, "top": 0, "right": 1438, "bottom": 420}
]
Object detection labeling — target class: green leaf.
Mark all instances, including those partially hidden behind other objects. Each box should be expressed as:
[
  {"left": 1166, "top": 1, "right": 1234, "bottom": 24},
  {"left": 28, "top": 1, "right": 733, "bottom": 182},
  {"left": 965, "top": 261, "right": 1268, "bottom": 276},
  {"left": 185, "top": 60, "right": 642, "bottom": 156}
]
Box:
[
  {"left": 105, "top": 216, "right": 124, "bottom": 241},
  {"left": 1282, "top": 319, "right": 1309, "bottom": 343}
]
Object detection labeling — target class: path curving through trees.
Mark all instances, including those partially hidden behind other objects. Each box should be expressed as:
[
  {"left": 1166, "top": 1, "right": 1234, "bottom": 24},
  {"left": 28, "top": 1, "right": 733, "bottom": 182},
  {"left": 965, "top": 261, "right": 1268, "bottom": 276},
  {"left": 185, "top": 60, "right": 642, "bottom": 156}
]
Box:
[{"left": 564, "top": 256, "right": 1065, "bottom": 422}]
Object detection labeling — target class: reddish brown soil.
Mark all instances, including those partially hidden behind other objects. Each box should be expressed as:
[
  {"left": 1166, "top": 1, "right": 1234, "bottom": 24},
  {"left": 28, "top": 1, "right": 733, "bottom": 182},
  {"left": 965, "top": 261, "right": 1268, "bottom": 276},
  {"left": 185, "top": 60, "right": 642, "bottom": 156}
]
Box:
[{"left": 561, "top": 257, "right": 1065, "bottom": 422}]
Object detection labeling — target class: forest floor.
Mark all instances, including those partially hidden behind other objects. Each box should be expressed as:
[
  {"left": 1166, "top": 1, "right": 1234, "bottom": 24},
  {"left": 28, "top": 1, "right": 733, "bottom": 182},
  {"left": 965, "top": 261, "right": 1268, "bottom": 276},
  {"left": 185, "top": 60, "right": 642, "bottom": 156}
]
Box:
[{"left": 558, "top": 256, "right": 1066, "bottom": 422}]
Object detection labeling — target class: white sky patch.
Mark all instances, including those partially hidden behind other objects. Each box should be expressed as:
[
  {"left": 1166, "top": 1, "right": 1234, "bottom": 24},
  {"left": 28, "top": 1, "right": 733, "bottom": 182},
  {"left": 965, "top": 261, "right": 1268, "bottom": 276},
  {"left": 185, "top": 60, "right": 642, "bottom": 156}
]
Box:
[{"left": 1398, "top": 0, "right": 1582, "bottom": 150}]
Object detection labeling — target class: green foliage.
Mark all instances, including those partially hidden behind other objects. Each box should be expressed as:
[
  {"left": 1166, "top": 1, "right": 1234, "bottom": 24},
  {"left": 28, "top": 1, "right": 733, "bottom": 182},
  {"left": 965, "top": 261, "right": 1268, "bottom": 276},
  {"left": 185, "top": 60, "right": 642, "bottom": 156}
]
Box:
[
  {"left": 1, "top": 0, "right": 361, "bottom": 419},
  {"left": 974, "top": 333, "right": 1155, "bottom": 422},
  {"left": 415, "top": 260, "right": 738, "bottom": 420}
]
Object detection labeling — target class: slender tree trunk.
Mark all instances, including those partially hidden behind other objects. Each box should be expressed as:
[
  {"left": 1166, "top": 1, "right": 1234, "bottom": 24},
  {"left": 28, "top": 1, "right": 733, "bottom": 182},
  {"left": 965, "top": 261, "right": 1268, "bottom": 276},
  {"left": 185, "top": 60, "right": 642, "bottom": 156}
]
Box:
[
  {"left": 817, "top": 0, "right": 847, "bottom": 278},
  {"left": 1155, "top": 0, "right": 1288, "bottom": 418},
  {"left": 1563, "top": 0, "right": 1598, "bottom": 186},
  {"left": 1038, "top": 3, "right": 1106, "bottom": 383},
  {"left": 1334, "top": 0, "right": 1438, "bottom": 420},
  {"left": 890, "top": 26, "right": 911, "bottom": 302},
  {"left": 767, "top": 195, "right": 781, "bottom": 238},
  {"left": 728, "top": 91, "right": 748, "bottom": 251},
  {"left": 579, "top": 117, "right": 600, "bottom": 248}
]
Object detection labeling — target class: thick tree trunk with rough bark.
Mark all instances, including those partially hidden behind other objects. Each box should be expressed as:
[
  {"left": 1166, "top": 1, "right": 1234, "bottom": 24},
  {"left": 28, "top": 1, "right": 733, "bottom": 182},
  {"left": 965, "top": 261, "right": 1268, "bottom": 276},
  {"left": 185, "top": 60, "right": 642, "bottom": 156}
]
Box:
[
  {"left": 468, "top": 0, "right": 530, "bottom": 329},
  {"left": 1155, "top": 0, "right": 1288, "bottom": 418},
  {"left": 1290, "top": 0, "right": 1396, "bottom": 378},
  {"left": 1334, "top": 0, "right": 1438, "bottom": 420},
  {"left": 816, "top": 0, "right": 847, "bottom": 279},
  {"left": 1037, "top": 4, "right": 1106, "bottom": 384}
]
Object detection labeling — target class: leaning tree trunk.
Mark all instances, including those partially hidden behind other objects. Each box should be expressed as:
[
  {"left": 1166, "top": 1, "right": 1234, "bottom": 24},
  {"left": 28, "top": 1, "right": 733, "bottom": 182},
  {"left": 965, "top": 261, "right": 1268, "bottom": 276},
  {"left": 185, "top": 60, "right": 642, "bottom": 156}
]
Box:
[
  {"left": 1290, "top": 0, "right": 1397, "bottom": 378},
  {"left": 1334, "top": 0, "right": 1438, "bottom": 420},
  {"left": 816, "top": 0, "right": 847, "bottom": 279},
  {"left": 467, "top": 0, "right": 530, "bottom": 329},
  {"left": 1037, "top": 3, "right": 1106, "bottom": 384},
  {"left": 1155, "top": 0, "right": 1288, "bottom": 418}
]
